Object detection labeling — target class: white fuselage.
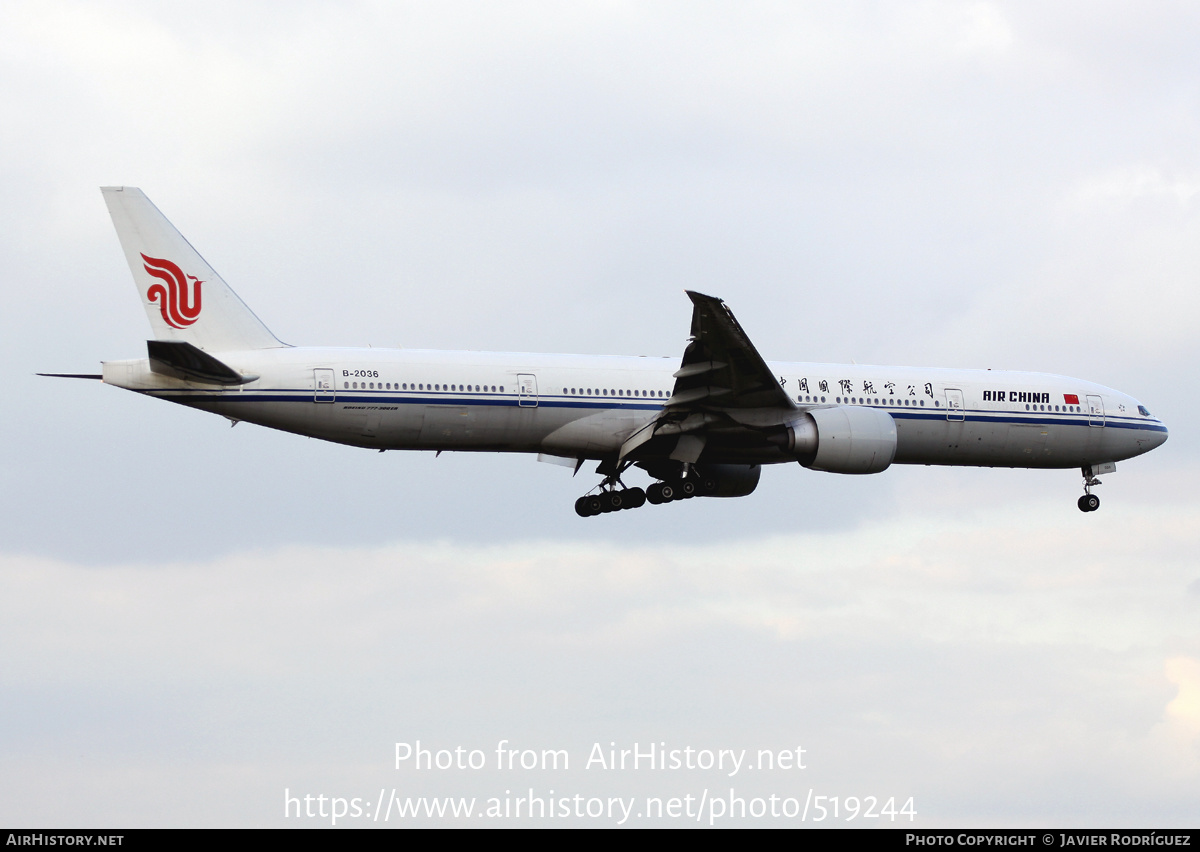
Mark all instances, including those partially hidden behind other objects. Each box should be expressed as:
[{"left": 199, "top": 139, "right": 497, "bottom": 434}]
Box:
[{"left": 101, "top": 346, "right": 1168, "bottom": 471}]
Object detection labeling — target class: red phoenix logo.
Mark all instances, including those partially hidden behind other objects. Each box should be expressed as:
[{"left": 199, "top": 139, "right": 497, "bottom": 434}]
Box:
[{"left": 142, "top": 253, "right": 203, "bottom": 329}]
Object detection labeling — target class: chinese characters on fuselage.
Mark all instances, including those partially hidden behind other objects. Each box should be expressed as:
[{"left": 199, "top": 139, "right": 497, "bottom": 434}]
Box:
[{"left": 793, "top": 378, "right": 937, "bottom": 398}]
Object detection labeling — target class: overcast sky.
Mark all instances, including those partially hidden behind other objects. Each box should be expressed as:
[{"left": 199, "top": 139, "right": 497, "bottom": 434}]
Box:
[{"left": 1, "top": 0, "right": 1197, "bottom": 827}]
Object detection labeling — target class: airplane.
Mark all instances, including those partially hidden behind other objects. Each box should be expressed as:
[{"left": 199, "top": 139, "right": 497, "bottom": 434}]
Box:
[{"left": 41, "top": 187, "right": 1168, "bottom": 516}]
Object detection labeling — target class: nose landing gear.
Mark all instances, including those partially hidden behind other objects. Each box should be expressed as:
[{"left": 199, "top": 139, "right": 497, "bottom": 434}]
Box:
[{"left": 1078, "top": 465, "right": 1103, "bottom": 512}]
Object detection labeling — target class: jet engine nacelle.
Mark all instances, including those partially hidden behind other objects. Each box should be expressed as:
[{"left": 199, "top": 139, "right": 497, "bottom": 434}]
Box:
[
  {"left": 693, "top": 463, "right": 761, "bottom": 497},
  {"left": 777, "top": 406, "right": 897, "bottom": 474}
]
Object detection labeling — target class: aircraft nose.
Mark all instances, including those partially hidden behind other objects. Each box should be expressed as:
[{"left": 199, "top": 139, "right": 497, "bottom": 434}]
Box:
[{"left": 1142, "top": 421, "right": 1168, "bottom": 452}]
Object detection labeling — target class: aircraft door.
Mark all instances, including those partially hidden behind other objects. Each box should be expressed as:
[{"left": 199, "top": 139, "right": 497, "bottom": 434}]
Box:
[
  {"left": 518, "top": 373, "right": 538, "bottom": 407},
  {"left": 314, "top": 368, "right": 335, "bottom": 402},
  {"left": 945, "top": 388, "right": 965, "bottom": 421},
  {"left": 1087, "top": 394, "right": 1104, "bottom": 427}
]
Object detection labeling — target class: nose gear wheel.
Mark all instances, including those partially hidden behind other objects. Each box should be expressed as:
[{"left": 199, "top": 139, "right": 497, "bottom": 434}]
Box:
[{"left": 1078, "top": 465, "right": 1103, "bottom": 512}]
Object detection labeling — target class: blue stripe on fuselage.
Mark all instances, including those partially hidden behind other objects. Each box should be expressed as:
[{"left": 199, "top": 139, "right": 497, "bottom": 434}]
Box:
[{"left": 142, "top": 389, "right": 1169, "bottom": 433}]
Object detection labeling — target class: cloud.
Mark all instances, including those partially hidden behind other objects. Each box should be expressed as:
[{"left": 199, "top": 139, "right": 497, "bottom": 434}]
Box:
[
  {"left": 1070, "top": 165, "right": 1200, "bottom": 209},
  {"left": 1, "top": 0, "right": 1198, "bottom": 826},
  {"left": 1165, "top": 657, "right": 1200, "bottom": 732},
  {"left": 1, "top": 500, "right": 1197, "bottom": 825}
]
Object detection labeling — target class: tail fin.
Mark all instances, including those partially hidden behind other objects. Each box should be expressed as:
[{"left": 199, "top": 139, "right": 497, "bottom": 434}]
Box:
[{"left": 101, "top": 187, "right": 283, "bottom": 351}]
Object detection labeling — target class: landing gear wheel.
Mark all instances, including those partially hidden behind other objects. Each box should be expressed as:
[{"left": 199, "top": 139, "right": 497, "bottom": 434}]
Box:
[
  {"left": 1078, "top": 466, "right": 1104, "bottom": 514},
  {"left": 575, "top": 459, "right": 652, "bottom": 516},
  {"left": 678, "top": 479, "right": 697, "bottom": 499},
  {"left": 658, "top": 482, "right": 677, "bottom": 502},
  {"left": 646, "top": 483, "right": 665, "bottom": 504}
]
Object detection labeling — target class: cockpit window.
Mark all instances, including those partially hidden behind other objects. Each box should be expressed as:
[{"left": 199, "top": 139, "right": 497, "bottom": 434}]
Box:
[{"left": 1138, "top": 405, "right": 1151, "bottom": 417}]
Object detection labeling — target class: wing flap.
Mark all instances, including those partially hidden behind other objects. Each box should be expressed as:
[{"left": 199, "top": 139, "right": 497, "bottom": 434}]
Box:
[{"left": 672, "top": 360, "right": 727, "bottom": 379}]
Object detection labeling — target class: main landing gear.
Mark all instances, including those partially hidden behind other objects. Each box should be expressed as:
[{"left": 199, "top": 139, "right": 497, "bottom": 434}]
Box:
[
  {"left": 574, "top": 487, "right": 646, "bottom": 517},
  {"left": 575, "top": 462, "right": 717, "bottom": 517},
  {"left": 645, "top": 473, "right": 716, "bottom": 504},
  {"left": 646, "top": 479, "right": 693, "bottom": 503},
  {"left": 574, "top": 460, "right": 646, "bottom": 517},
  {"left": 1077, "top": 465, "right": 1102, "bottom": 513}
]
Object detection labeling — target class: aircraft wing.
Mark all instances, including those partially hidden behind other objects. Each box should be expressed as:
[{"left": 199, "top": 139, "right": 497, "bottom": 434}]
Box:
[
  {"left": 670, "top": 291, "right": 794, "bottom": 410},
  {"left": 619, "top": 291, "right": 795, "bottom": 462}
]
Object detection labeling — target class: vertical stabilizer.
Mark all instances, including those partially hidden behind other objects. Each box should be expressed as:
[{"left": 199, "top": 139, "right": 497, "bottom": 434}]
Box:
[{"left": 102, "top": 187, "right": 283, "bottom": 351}]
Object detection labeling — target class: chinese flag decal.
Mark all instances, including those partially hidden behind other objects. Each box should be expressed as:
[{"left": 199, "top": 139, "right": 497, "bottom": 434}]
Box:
[{"left": 1064, "top": 394, "right": 1080, "bottom": 405}]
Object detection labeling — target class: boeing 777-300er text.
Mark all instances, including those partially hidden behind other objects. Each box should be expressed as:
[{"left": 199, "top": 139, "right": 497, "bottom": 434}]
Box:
[{"left": 42, "top": 187, "right": 1168, "bottom": 515}]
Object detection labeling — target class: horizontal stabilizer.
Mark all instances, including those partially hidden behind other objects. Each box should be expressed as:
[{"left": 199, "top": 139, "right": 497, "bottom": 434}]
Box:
[
  {"left": 147, "top": 340, "right": 257, "bottom": 385},
  {"left": 37, "top": 373, "right": 102, "bottom": 380}
]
